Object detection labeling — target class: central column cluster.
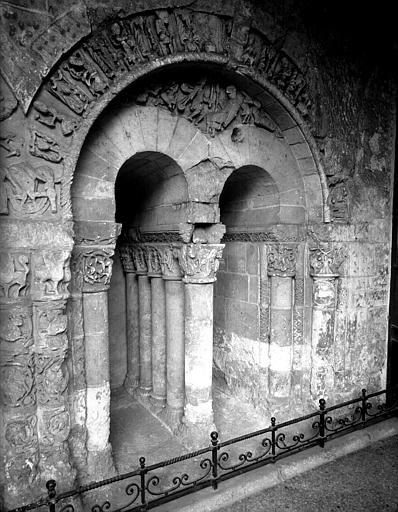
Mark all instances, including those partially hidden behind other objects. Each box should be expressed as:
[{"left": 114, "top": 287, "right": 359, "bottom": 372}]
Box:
[{"left": 119, "top": 235, "right": 224, "bottom": 445}]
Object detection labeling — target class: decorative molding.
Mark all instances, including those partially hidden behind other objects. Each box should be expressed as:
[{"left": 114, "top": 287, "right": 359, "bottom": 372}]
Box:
[
  {"left": 33, "top": 101, "right": 81, "bottom": 136},
  {"left": 178, "top": 243, "right": 224, "bottom": 283},
  {"left": 267, "top": 245, "right": 297, "bottom": 277}
]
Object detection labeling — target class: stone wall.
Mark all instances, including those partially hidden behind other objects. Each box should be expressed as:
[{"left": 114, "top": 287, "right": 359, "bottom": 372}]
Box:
[{"left": 0, "top": 0, "right": 395, "bottom": 509}]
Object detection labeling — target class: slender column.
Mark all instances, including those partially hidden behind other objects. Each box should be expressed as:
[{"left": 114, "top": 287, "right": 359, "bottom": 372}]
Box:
[
  {"left": 179, "top": 243, "right": 224, "bottom": 446},
  {"left": 267, "top": 245, "right": 296, "bottom": 399},
  {"left": 146, "top": 246, "right": 166, "bottom": 409},
  {"left": 79, "top": 246, "right": 116, "bottom": 479},
  {"left": 160, "top": 245, "right": 185, "bottom": 428},
  {"left": 309, "top": 247, "right": 341, "bottom": 400},
  {"left": 132, "top": 245, "right": 152, "bottom": 398},
  {"left": 119, "top": 245, "right": 140, "bottom": 394}
]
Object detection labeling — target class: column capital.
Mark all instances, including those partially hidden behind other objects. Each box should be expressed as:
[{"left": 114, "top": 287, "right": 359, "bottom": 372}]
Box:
[
  {"left": 145, "top": 245, "right": 163, "bottom": 278},
  {"left": 178, "top": 243, "right": 224, "bottom": 284},
  {"left": 160, "top": 244, "right": 182, "bottom": 281},
  {"left": 267, "top": 245, "right": 297, "bottom": 277},
  {"left": 309, "top": 245, "right": 344, "bottom": 278},
  {"left": 131, "top": 244, "right": 147, "bottom": 275},
  {"left": 119, "top": 244, "right": 135, "bottom": 273},
  {"left": 72, "top": 246, "right": 114, "bottom": 293}
]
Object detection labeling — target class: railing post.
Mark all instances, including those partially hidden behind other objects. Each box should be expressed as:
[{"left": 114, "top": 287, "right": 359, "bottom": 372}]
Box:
[
  {"left": 271, "top": 417, "right": 276, "bottom": 460},
  {"left": 361, "top": 388, "right": 367, "bottom": 423},
  {"left": 319, "top": 398, "right": 326, "bottom": 448},
  {"left": 210, "top": 431, "right": 219, "bottom": 490},
  {"left": 139, "top": 457, "right": 147, "bottom": 510},
  {"left": 46, "top": 480, "right": 57, "bottom": 512}
]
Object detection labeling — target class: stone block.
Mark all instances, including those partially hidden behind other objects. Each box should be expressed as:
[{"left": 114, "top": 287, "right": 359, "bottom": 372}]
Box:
[
  {"left": 226, "top": 242, "right": 246, "bottom": 273},
  {"left": 270, "top": 309, "right": 292, "bottom": 346},
  {"left": 72, "top": 196, "right": 115, "bottom": 222},
  {"left": 246, "top": 243, "right": 259, "bottom": 275},
  {"left": 217, "top": 272, "right": 248, "bottom": 301},
  {"left": 249, "top": 276, "right": 259, "bottom": 304},
  {"left": 225, "top": 299, "right": 259, "bottom": 340},
  {"left": 214, "top": 296, "right": 226, "bottom": 329}
]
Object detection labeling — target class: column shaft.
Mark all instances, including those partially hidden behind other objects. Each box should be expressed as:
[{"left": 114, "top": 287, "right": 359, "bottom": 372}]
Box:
[
  {"left": 125, "top": 272, "right": 140, "bottom": 393},
  {"left": 138, "top": 275, "right": 152, "bottom": 395},
  {"left": 165, "top": 279, "right": 185, "bottom": 421},
  {"left": 150, "top": 277, "right": 166, "bottom": 404},
  {"left": 184, "top": 283, "right": 214, "bottom": 424}
]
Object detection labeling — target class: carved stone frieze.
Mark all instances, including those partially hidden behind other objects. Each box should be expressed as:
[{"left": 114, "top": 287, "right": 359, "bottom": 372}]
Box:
[
  {"left": 29, "top": 130, "right": 63, "bottom": 163},
  {"left": 145, "top": 245, "right": 162, "bottom": 277},
  {"left": 312, "top": 279, "right": 337, "bottom": 309},
  {"left": 33, "top": 100, "right": 81, "bottom": 136},
  {"left": 72, "top": 247, "right": 114, "bottom": 292},
  {"left": 0, "top": 83, "right": 18, "bottom": 122},
  {"left": 133, "top": 78, "right": 277, "bottom": 137},
  {"left": 39, "top": 406, "right": 70, "bottom": 446},
  {"left": 0, "top": 305, "right": 33, "bottom": 352},
  {"left": 36, "top": 350, "right": 69, "bottom": 406},
  {"left": 5, "top": 449, "right": 38, "bottom": 485},
  {"left": 5, "top": 414, "right": 38, "bottom": 453},
  {"left": 33, "top": 301, "right": 68, "bottom": 350},
  {"left": 178, "top": 243, "right": 224, "bottom": 283},
  {"left": 0, "top": 162, "right": 61, "bottom": 217},
  {"left": 0, "top": 252, "right": 30, "bottom": 299},
  {"left": 32, "top": 251, "right": 70, "bottom": 300},
  {"left": 138, "top": 231, "right": 184, "bottom": 243},
  {"left": 267, "top": 245, "right": 297, "bottom": 277},
  {"left": 0, "top": 354, "right": 35, "bottom": 408}
]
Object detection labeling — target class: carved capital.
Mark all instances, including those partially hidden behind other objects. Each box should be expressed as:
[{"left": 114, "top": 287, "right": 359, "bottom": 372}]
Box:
[
  {"left": 72, "top": 247, "right": 114, "bottom": 292},
  {"left": 145, "top": 245, "right": 162, "bottom": 277},
  {"left": 119, "top": 244, "right": 135, "bottom": 273},
  {"left": 160, "top": 244, "right": 182, "bottom": 280},
  {"left": 131, "top": 244, "right": 147, "bottom": 275},
  {"left": 179, "top": 243, "right": 224, "bottom": 284},
  {"left": 309, "top": 246, "right": 344, "bottom": 277},
  {"left": 267, "top": 245, "right": 296, "bottom": 277}
]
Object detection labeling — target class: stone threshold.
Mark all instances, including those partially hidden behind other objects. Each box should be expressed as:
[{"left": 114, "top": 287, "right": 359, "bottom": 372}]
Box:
[{"left": 155, "top": 417, "right": 398, "bottom": 512}]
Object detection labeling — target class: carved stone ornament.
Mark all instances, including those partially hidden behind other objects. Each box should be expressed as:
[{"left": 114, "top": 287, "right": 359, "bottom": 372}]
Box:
[
  {"left": 0, "top": 85, "right": 18, "bottom": 122},
  {"left": 72, "top": 247, "right": 114, "bottom": 292},
  {"left": 33, "top": 301, "right": 68, "bottom": 350},
  {"left": 145, "top": 245, "right": 162, "bottom": 277},
  {"left": 32, "top": 251, "right": 70, "bottom": 299},
  {"left": 0, "top": 162, "right": 61, "bottom": 217},
  {"left": 5, "top": 449, "right": 38, "bottom": 485},
  {"left": 133, "top": 77, "right": 277, "bottom": 137},
  {"left": 312, "top": 278, "right": 336, "bottom": 309},
  {"left": 0, "top": 354, "right": 35, "bottom": 408},
  {"left": 43, "top": 9, "right": 311, "bottom": 123},
  {"left": 0, "top": 305, "right": 33, "bottom": 352},
  {"left": 5, "top": 414, "right": 38, "bottom": 452},
  {"left": 119, "top": 244, "right": 135, "bottom": 273},
  {"left": 0, "top": 252, "right": 30, "bottom": 299},
  {"left": 161, "top": 244, "right": 182, "bottom": 280},
  {"left": 178, "top": 243, "right": 224, "bottom": 283},
  {"left": 0, "top": 132, "right": 21, "bottom": 158},
  {"left": 267, "top": 245, "right": 297, "bottom": 277},
  {"left": 309, "top": 246, "right": 344, "bottom": 277},
  {"left": 33, "top": 100, "right": 81, "bottom": 136},
  {"left": 131, "top": 244, "right": 147, "bottom": 275},
  {"left": 36, "top": 350, "right": 69, "bottom": 406},
  {"left": 29, "top": 130, "right": 63, "bottom": 163},
  {"left": 39, "top": 406, "right": 70, "bottom": 446}
]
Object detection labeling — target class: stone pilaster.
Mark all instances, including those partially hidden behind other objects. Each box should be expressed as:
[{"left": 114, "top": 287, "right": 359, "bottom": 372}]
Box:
[
  {"left": 267, "top": 245, "right": 296, "bottom": 399},
  {"left": 309, "top": 246, "right": 342, "bottom": 401},
  {"left": 75, "top": 245, "right": 116, "bottom": 480},
  {"left": 178, "top": 243, "right": 224, "bottom": 448},
  {"left": 0, "top": 250, "right": 39, "bottom": 509},
  {"left": 119, "top": 244, "right": 140, "bottom": 395},
  {"left": 160, "top": 244, "right": 185, "bottom": 430},
  {"left": 146, "top": 245, "right": 166, "bottom": 410}
]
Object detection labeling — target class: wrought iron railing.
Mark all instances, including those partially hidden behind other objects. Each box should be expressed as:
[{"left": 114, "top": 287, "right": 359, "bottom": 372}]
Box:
[{"left": 9, "top": 386, "right": 398, "bottom": 512}]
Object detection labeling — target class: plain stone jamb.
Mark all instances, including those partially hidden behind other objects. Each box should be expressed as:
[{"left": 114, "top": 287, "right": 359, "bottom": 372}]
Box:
[
  {"left": 124, "top": 272, "right": 140, "bottom": 394},
  {"left": 150, "top": 276, "right": 167, "bottom": 407},
  {"left": 137, "top": 275, "right": 153, "bottom": 397}
]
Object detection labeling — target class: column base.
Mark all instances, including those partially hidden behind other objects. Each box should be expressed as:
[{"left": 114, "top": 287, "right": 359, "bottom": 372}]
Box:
[
  {"left": 149, "top": 394, "right": 166, "bottom": 414},
  {"left": 124, "top": 375, "right": 139, "bottom": 397},
  {"left": 159, "top": 404, "right": 183, "bottom": 433},
  {"left": 86, "top": 443, "right": 116, "bottom": 482},
  {"left": 178, "top": 419, "right": 217, "bottom": 450}
]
